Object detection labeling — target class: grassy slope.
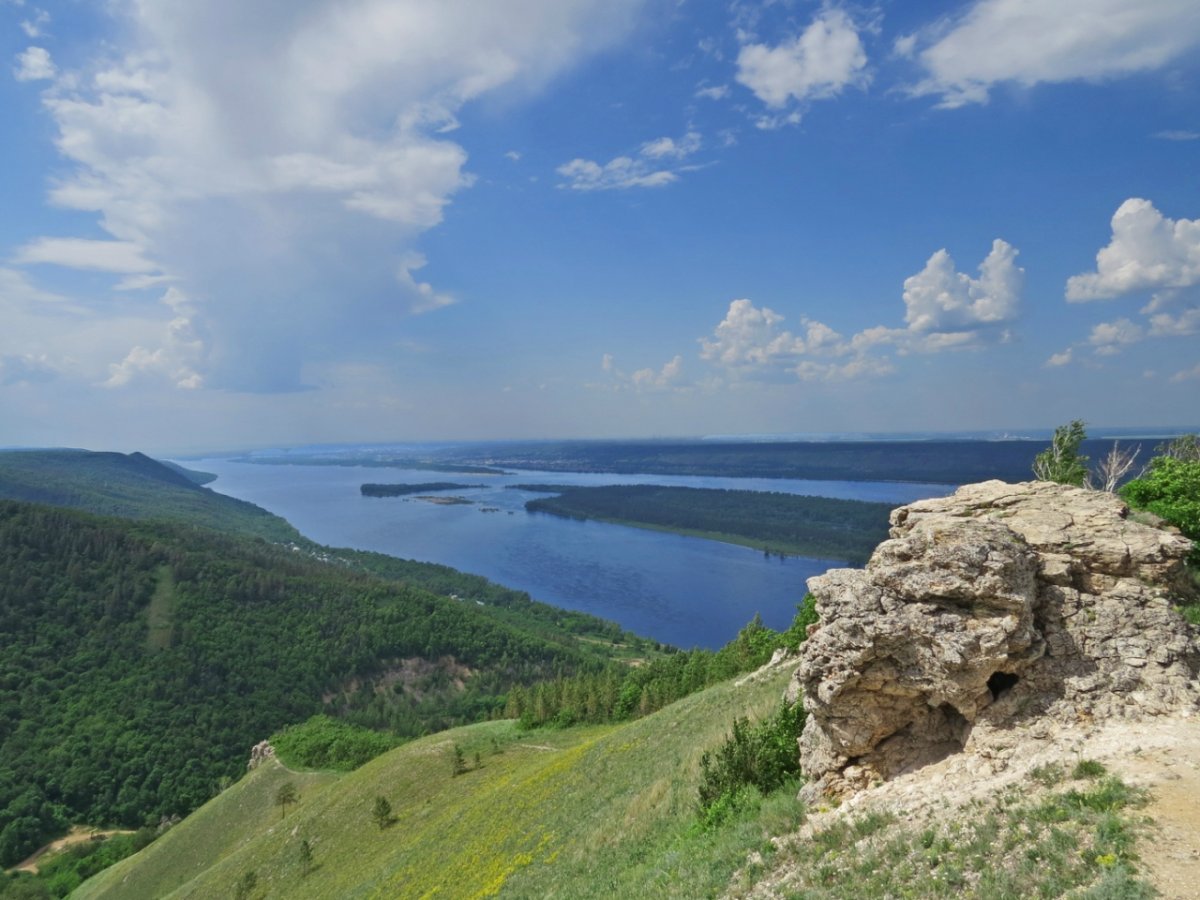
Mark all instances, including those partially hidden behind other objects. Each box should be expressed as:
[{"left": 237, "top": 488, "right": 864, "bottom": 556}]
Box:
[
  {"left": 75, "top": 666, "right": 797, "bottom": 900},
  {"left": 0, "top": 449, "right": 300, "bottom": 542}
]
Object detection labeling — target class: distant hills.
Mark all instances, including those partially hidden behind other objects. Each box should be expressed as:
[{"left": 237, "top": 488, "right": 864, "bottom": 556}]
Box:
[{"left": 0, "top": 449, "right": 299, "bottom": 542}]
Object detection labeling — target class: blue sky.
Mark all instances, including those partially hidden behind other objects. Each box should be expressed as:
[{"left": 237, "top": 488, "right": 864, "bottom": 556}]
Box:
[{"left": 1, "top": 0, "right": 1198, "bottom": 453}]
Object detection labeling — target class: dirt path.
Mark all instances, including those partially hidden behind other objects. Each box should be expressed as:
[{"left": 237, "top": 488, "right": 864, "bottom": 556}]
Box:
[
  {"left": 10, "top": 826, "right": 135, "bottom": 874},
  {"left": 1112, "top": 719, "right": 1200, "bottom": 899}
]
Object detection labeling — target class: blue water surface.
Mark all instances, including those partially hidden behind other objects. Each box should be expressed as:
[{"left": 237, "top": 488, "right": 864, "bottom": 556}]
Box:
[{"left": 193, "top": 458, "right": 952, "bottom": 649}]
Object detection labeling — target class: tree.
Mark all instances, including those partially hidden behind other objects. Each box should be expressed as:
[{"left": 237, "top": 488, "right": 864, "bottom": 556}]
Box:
[
  {"left": 234, "top": 870, "right": 257, "bottom": 900},
  {"left": 1094, "top": 441, "right": 1141, "bottom": 493},
  {"left": 1156, "top": 433, "right": 1200, "bottom": 462},
  {"left": 274, "top": 782, "right": 297, "bottom": 820},
  {"left": 371, "top": 796, "right": 392, "bottom": 831},
  {"left": 451, "top": 743, "right": 468, "bottom": 777},
  {"left": 298, "top": 838, "right": 314, "bottom": 877},
  {"left": 1121, "top": 456, "right": 1200, "bottom": 563},
  {"left": 1032, "top": 421, "right": 1090, "bottom": 486}
]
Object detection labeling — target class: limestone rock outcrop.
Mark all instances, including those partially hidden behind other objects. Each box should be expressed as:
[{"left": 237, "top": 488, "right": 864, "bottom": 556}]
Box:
[
  {"left": 796, "top": 480, "right": 1198, "bottom": 802},
  {"left": 247, "top": 739, "right": 276, "bottom": 770}
]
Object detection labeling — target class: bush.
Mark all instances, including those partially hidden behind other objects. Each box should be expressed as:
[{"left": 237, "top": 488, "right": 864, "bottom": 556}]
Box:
[
  {"left": 697, "top": 701, "right": 806, "bottom": 826},
  {"left": 271, "top": 715, "right": 398, "bottom": 772},
  {"left": 1121, "top": 456, "right": 1200, "bottom": 564},
  {"left": 1033, "top": 421, "right": 1089, "bottom": 486}
]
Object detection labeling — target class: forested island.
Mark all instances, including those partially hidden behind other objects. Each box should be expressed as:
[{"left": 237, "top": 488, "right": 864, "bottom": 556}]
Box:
[
  {"left": 520, "top": 484, "right": 891, "bottom": 562},
  {"left": 360, "top": 482, "right": 482, "bottom": 497}
]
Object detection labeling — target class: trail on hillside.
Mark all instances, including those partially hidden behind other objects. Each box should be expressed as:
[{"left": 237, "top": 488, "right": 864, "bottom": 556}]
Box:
[{"left": 11, "top": 827, "right": 135, "bottom": 874}]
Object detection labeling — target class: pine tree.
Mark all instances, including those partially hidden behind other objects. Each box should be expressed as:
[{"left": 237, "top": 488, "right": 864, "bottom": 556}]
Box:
[
  {"left": 372, "top": 796, "right": 392, "bottom": 830},
  {"left": 299, "top": 838, "right": 314, "bottom": 876}
]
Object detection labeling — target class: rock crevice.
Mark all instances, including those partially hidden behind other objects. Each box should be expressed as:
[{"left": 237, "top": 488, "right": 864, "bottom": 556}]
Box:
[{"left": 796, "top": 480, "right": 1198, "bottom": 802}]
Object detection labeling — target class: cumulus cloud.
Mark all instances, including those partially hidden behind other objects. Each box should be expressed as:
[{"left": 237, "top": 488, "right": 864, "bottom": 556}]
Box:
[
  {"left": 1066, "top": 199, "right": 1200, "bottom": 301},
  {"left": 699, "top": 239, "right": 1021, "bottom": 382},
  {"left": 19, "top": 0, "right": 642, "bottom": 392},
  {"left": 13, "top": 45, "right": 55, "bottom": 81},
  {"left": 1088, "top": 318, "right": 1144, "bottom": 355},
  {"left": 1045, "top": 348, "right": 1074, "bottom": 368},
  {"left": 694, "top": 84, "right": 730, "bottom": 101},
  {"left": 599, "top": 353, "right": 685, "bottom": 391},
  {"left": 735, "top": 8, "right": 868, "bottom": 112},
  {"left": 558, "top": 131, "right": 701, "bottom": 190},
  {"left": 103, "top": 288, "right": 205, "bottom": 389},
  {"left": 908, "top": 0, "right": 1200, "bottom": 108},
  {"left": 902, "top": 239, "right": 1022, "bottom": 332}
]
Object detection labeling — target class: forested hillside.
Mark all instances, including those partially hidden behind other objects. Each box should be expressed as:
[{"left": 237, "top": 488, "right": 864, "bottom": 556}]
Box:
[
  {"left": 0, "top": 500, "right": 643, "bottom": 867},
  {"left": 0, "top": 450, "right": 299, "bottom": 542}
]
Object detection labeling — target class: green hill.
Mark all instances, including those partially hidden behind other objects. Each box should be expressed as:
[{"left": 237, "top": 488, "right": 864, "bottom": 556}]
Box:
[
  {"left": 0, "top": 500, "right": 653, "bottom": 869},
  {"left": 73, "top": 663, "right": 798, "bottom": 900},
  {"left": 0, "top": 449, "right": 298, "bottom": 542}
]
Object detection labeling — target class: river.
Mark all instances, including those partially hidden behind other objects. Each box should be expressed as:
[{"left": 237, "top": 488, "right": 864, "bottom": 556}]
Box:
[{"left": 192, "top": 457, "right": 952, "bottom": 649}]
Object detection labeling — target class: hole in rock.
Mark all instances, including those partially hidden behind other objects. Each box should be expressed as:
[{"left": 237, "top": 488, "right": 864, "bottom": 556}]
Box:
[{"left": 987, "top": 671, "right": 1020, "bottom": 701}]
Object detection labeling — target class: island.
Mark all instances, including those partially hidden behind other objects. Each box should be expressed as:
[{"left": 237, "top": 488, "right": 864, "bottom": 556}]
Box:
[
  {"left": 520, "top": 483, "right": 892, "bottom": 563},
  {"left": 360, "top": 482, "right": 483, "bottom": 497}
]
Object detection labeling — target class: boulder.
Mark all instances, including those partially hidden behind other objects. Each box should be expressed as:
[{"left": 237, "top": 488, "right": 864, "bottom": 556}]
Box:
[{"left": 796, "top": 480, "right": 1198, "bottom": 801}]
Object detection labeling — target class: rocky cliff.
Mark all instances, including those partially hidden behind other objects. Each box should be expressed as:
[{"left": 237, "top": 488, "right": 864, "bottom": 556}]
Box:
[{"left": 795, "top": 480, "right": 1199, "bottom": 802}]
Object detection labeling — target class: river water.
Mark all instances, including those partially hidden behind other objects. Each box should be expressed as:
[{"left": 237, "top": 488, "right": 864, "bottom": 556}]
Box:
[{"left": 193, "top": 458, "right": 952, "bottom": 649}]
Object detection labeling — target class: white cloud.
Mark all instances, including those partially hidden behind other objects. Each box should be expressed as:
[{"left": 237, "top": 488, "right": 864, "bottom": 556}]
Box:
[
  {"left": 902, "top": 239, "right": 1023, "bottom": 332},
  {"left": 22, "top": 0, "right": 643, "bottom": 392},
  {"left": 1088, "top": 317, "right": 1144, "bottom": 354},
  {"left": 21, "top": 9, "right": 51, "bottom": 39},
  {"left": 640, "top": 131, "right": 701, "bottom": 159},
  {"left": 14, "top": 237, "right": 159, "bottom": 273},
  {"left": 700, "top": 239, "right": 1021, "bottom": 383},
  {"left": 599, "top": 353, "right": 685, "bottom": 391},
  {"left": 505, "top": 150, "right": 522, "bottom": 161},
  {"left": 1170, "top": 362, "right": 1200, "bottom": 382},
  {"left": 1066, "top": 199, "right": 1200, "bottom": 301},
  {"left": 1154, "top": 130, "right": 1200, "bottom": 141},
  {"left": 1148, "top": 306, "right": 1200, "bottom": 336},
  {"left": 13, "top": 45, "right": 55, "bottom": 81},
  {"left": 909, "top": 0, "right": 1200, "bottom": 108},
  {"left": 397, "top": 252, "right": 455, "bottom": 314},
  {"left": 1046, "top": 349, "right": 1074, "bottom": 368},
  {"left": 103, "top": 287, "right": 205, "bottom": 389},
  {"left": 695, "top": 84, "right": 730, "bottom": 101},
  {"left": 735, "top": 9, "right": 868, "bottom": 110},
  {"left": 558, "top": 130, "right": 701, "bottom": 191}
]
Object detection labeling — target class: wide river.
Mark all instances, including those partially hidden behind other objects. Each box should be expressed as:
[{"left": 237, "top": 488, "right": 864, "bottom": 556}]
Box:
[{"left": 193, "top": 458, "right": 952, "bottom": 649}]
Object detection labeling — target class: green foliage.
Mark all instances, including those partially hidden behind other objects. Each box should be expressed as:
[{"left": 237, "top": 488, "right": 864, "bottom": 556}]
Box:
[
  {"left": 697, "top": 701, "right": 806, "bottom": 827},
  {"left": 0, "top": 830, "right": 154, "bottom": 899},
  {"left": 0, "top": 449, "right": 300, "bottom": 543},
  {"left": 371, "top": 796, "right": 393, "bottom": 831},
  {"left": 512, "top": 602, "right": 818, "bottom": 731},
  {"left": 524, "top": 484, "right": 891, "bottom": 562},
  {"left": 1155, "top": 433, "right": 1200, "bottom": 462},
  {"left": 450, "top": 744, "right": 468, "bottom": 777},
  {"left": 1073, "top": 759, "right": 1108, "bottom": 780},
  {"left": 233, "top": 870, "right": 257, "bottom": 900},
  {"left": 274, "top": 783, "right": 297, "bottom": 819},
  {"left": 780, "top": 594, "right": 819, "bottom": 650},
  {"left": 298, "top": 838, "right": 313, "bottom": 877},
  {"left": 1033, "top": 420, "right": 1090, "bottom": 486},
  {"left": 0, "top": 499, "right": 627, "bottom": 866},
  {"left": 1122, "top": 456, "right": 1200, "bottom": 562},
  {"left": 272, "top": 716, "right": 398, "bottom": 772}
]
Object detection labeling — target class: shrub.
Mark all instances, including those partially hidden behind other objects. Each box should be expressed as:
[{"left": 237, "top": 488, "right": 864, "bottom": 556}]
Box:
[
  {"left": 1121, "top": 456, "right": 1200, "bottom": 564},
  {"left": 1033, "top": 421, "right": 1090, "bottom": 486},
  {"left": 697, "top": 701, "right": 806, "bottom": 826}
]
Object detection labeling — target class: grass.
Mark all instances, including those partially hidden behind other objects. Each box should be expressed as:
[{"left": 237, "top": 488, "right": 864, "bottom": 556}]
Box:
[
  {"left": 75, "top": 667, "right": 796, "bottom": 899},
  {"left": 740, "top": 762, "right": 1155, "bottom": 899}
]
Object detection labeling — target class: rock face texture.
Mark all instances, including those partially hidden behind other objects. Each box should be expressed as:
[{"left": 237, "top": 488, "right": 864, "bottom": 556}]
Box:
[{"left": 796, "top": 480, "right": 1198, "bottom": 802}]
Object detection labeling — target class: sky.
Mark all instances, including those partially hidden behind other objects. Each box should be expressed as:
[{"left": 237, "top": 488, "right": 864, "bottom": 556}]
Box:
[{"left": 1, "top": 0, "right": 1198, "bottom": 453}]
